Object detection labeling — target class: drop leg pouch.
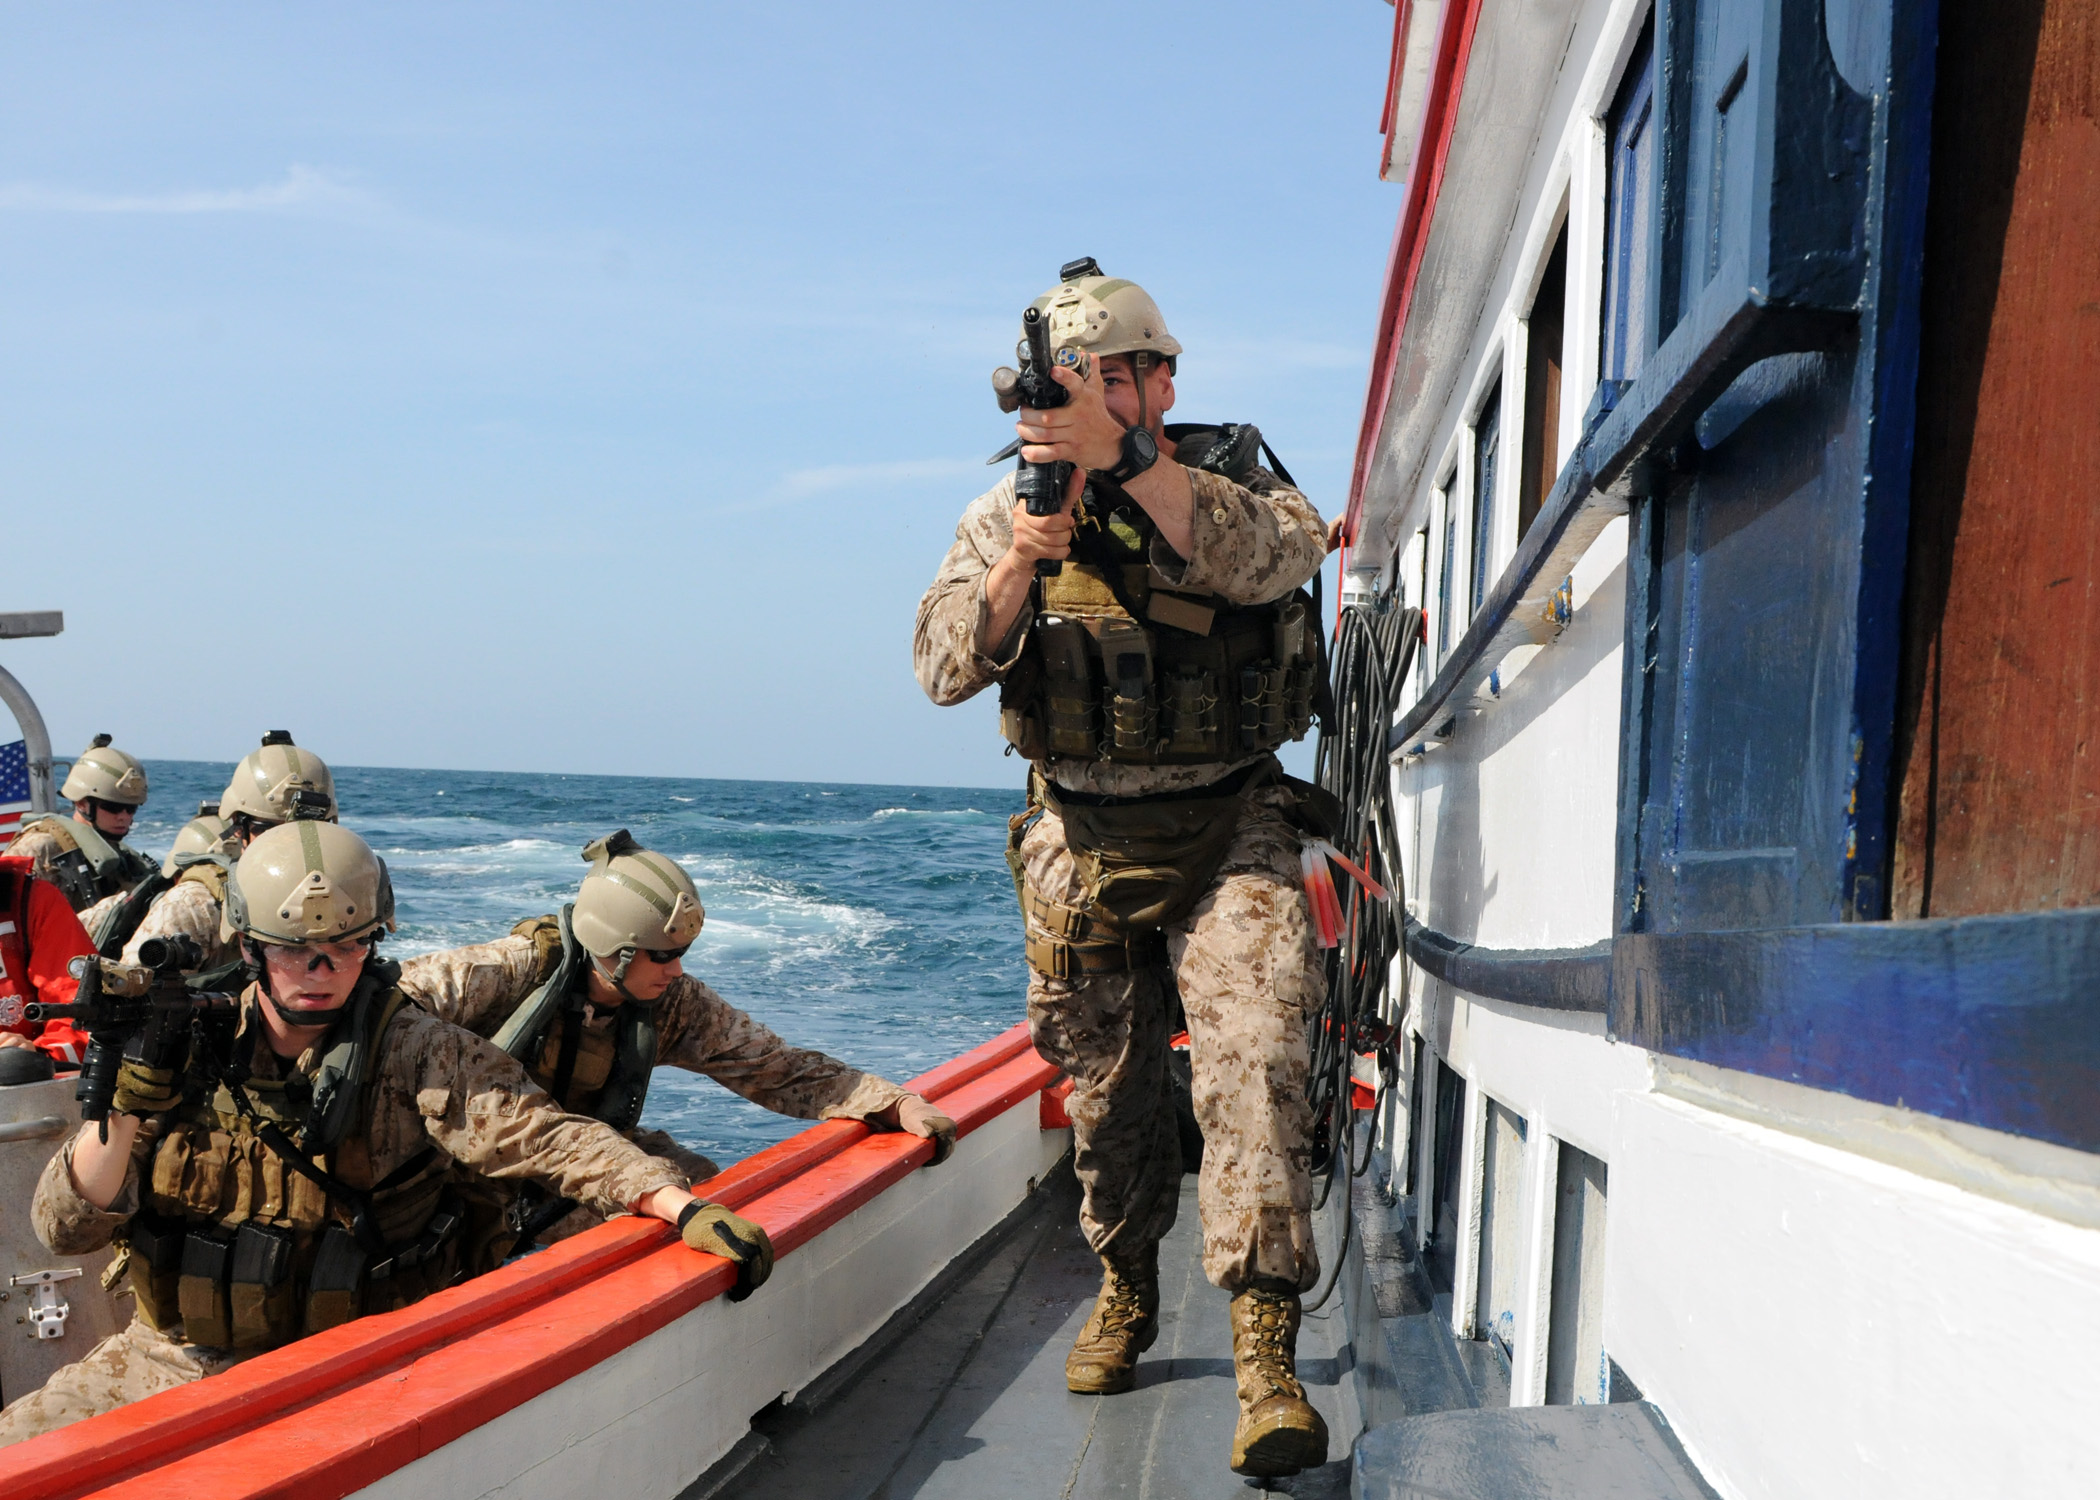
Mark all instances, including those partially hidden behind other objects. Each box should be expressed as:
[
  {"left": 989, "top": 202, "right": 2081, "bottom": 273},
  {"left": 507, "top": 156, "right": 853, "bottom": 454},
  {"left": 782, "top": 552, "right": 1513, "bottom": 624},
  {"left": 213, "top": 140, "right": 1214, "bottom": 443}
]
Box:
[{"left": 1040, "top": 761, "right": 1272, "bottom": 934}]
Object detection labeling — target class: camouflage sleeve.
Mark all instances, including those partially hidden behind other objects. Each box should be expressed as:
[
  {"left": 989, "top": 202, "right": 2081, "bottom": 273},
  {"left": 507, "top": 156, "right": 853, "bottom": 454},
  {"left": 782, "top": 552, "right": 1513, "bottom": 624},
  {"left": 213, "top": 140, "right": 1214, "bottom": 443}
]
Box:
[
  {"left": 656, "top": 975, "right": 910, "bottom": 1121},
  {"left": 1150, "top": 466, "right": 1328, "bottom": 605},
  {"left": 31, "top": 1121, "right": 162, "bottom": 1257},
  {"left": 396, "top": 934, "right": 545, "bottom": 1035},
  {"left": 8, "top": 828, "right": 63, "bottom": 888},
  {"left": 367, "top": 1008, "right": 682, "bottom": 1217},
  {"left": 121, "top": 880, "right": 225, "bottom": 965},
  {"left": 77, "top": 889, "right": 125, "bottom": 941},
  {"left": 914, "top": 478, "right": 1031, "bottom": 706}
]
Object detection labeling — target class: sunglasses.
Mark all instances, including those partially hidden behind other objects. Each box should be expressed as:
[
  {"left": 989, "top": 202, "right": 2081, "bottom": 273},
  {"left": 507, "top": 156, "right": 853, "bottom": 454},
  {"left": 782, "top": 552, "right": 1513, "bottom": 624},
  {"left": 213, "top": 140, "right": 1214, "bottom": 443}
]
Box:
[{"left": 641, "top": 944, "right": 691, "bottom": 965}]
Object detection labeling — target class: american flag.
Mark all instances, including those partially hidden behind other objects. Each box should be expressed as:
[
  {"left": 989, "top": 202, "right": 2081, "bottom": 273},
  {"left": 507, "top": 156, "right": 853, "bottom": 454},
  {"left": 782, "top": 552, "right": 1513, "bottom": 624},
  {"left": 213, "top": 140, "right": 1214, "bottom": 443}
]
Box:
[{"left": 0, "top": 740, "right": 30, "bottom": 837}]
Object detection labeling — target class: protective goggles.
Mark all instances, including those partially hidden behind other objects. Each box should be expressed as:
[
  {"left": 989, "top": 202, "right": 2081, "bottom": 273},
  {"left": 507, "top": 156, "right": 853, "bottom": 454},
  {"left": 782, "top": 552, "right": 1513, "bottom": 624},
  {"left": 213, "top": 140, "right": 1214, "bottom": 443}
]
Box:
[{"left": 268, "top": 934, "right": 376, "bottom": 968}]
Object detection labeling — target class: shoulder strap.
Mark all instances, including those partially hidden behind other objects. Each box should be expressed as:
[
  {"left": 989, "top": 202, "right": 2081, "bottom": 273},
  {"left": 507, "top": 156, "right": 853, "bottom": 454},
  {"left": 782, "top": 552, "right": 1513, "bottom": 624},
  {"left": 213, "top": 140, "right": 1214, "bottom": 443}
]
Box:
[
  {"left": 1259, "top": 439, "right": 1297, "bottom": 489},
  {"left": 60, "top": 817, "right": 124, "bottom": 883},
  {"left": 10, "top": 816, "right": 74, "bottom": 856},
  {"left": 492, "top": 904, "right": 587, "bottom": 1062}
]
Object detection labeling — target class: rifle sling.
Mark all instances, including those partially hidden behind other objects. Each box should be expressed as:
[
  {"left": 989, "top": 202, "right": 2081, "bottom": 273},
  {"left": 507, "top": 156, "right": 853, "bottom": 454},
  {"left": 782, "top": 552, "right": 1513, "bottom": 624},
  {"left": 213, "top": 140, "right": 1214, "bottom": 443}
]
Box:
[{"left": 220, "top": 1072, "right": 433, "bottom": 1256}]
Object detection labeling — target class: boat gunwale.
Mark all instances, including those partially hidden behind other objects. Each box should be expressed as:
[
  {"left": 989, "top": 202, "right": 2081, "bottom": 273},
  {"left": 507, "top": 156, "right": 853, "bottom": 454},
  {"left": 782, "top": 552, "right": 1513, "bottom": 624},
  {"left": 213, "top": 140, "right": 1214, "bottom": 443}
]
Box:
[{"left": 0, "top": 1023, "right": 1057, "bottom": 1500}]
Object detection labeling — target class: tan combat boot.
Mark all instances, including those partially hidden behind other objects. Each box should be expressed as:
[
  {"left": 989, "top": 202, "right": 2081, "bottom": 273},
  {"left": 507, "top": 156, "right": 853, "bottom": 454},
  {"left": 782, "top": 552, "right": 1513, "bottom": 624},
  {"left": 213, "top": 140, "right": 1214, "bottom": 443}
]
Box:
[
  {"left": 1064, "top": 1249, "right": 1160, "bottom": 1395},
  {"left": 1227, "top": 1281, "right": 1329, "bottom": 1477}
]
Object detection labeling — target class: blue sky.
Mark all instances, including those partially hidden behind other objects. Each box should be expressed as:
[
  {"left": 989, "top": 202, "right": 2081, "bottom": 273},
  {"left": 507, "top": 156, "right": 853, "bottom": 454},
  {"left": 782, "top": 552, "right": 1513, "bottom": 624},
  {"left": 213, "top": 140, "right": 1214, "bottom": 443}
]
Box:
[{"left": 1, "top": 3, "right": 1399, "bottom": 789}]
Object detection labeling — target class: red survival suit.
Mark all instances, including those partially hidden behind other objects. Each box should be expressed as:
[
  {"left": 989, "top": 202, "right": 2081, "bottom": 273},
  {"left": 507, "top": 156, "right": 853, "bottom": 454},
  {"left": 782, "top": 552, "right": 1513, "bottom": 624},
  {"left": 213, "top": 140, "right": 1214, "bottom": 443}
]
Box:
[{"left": 0, "top": 854, "right": 92, "bottom": 1066}]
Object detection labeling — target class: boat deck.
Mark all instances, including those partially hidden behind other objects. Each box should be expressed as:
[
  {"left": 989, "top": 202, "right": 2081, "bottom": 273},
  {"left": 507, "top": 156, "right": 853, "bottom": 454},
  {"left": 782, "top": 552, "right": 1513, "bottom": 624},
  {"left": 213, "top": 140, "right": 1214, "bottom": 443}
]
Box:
[{"left": 719, "top": 1164, "right": 1355, "bottom": 1499}]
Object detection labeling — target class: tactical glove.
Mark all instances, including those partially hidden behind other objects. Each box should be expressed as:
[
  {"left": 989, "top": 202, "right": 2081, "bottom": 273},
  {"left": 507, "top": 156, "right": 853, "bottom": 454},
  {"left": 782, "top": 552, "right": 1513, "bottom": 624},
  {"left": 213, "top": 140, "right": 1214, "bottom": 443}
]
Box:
[
  {"left": 891, "top": 1094, "right": 958, "bottom": 1165},
  {"left": 111, "top": 1061, "right": 182, "bottom": 1116},
  {"left": 678, "top": 1201, "right": 774, "bottom": 1301}
]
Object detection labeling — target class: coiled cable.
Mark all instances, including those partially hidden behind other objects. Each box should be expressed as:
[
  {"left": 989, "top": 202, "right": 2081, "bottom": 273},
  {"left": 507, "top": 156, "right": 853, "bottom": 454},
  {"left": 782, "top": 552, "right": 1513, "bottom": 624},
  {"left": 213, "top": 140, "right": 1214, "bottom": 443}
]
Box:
[{"left": 1301, "top": 589, "right": 1421, "bottom": 1310}]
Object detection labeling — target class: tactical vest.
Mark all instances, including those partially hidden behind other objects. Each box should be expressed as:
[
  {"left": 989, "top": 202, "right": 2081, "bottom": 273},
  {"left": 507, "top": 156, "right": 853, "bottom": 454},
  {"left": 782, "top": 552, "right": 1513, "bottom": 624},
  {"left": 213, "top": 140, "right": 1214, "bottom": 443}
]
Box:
[
  {"left": 998, "top": 425, "right": 1321, "bottom": 767},
  {"left": 120, "top": 972, "right": 460, "bottom": 1350},
  {"left": 495, "top": 908, "right": 658, "bottom": 1131},
  {"left": 6, "top": 815, "right": 156, "bottom": 912}
]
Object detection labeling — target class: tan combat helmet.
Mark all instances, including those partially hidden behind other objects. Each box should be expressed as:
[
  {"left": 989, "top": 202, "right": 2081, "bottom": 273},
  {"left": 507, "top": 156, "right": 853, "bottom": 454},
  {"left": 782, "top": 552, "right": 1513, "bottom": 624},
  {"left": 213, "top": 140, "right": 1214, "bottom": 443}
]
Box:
[
  {"left": 224, "top": 821, "right": 395, "bottom": 947},
  {"left": 1029, "top": 257, "right": 1182, "bottom": 368},
  {"left": 571, "top": 830, "right": 705, "bottom": 961},
  {"left": 161, "top": 814, "right": 234, "bottom": 879},
  {"left": 60, "top": 735, "right": 149, "bottom": 807},
  {"left": 220, "top": 731, "right": 337, "bottom": 829}
]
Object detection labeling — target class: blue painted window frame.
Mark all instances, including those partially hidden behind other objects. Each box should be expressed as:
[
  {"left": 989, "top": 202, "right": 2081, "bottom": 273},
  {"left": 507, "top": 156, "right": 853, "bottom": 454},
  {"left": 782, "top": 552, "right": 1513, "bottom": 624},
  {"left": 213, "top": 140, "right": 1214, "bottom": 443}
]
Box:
[{"left": 1601, "top": 19, "right": 1656, "bottom": 385}]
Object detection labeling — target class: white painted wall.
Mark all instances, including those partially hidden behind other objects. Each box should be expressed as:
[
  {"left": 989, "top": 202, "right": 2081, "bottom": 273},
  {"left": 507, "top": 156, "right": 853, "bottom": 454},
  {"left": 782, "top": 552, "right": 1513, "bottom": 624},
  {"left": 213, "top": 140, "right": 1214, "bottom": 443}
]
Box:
[
  {"left": 1396, "top": 513, "right": 1625, "bottom": 950},
  {"left": 355, "top": 1102, "right": 1071, "bottom": 1500},
  {"left": 1402, "top": 980, "right": 2100, "bottom": 1496},
  {"left": 1608, "top": 1093, "right": 2100, "bottom": 1500}
]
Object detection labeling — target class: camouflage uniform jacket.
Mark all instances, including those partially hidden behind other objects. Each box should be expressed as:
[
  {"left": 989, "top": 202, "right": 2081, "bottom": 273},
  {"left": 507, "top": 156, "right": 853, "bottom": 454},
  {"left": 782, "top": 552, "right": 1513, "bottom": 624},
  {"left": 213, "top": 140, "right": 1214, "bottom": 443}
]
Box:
[
  {"left": 33, "top": 987, "right": 686, "bottom": 1264},
  {"left": 120, "top": 877, "right": 236, "bottom": 969},
  {"left": 914, "top": 465, "right": 1328, "bottom": 796},
  {"left": 397, "top": 934, "right": 910, "bottom": 1122}
]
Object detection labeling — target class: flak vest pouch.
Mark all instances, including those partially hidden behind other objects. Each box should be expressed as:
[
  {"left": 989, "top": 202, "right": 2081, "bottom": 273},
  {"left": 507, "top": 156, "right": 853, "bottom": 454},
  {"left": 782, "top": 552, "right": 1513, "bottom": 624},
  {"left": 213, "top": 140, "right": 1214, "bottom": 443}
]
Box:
[
  {"left": 177, "top": 1228, "right": 235, "bottom": 1348},
  {"left": 1002, "top": 552, "right": 1317, "bottom": 768},
  {"left": 120, "top": 1213, "right": 186, "bottom": 1333},
  {"left": 229, "top": 1221, "right": 298, "bottom": 1348},
  {"left": 305, "top": 1224, "right": 367, "bottom": 1334}
]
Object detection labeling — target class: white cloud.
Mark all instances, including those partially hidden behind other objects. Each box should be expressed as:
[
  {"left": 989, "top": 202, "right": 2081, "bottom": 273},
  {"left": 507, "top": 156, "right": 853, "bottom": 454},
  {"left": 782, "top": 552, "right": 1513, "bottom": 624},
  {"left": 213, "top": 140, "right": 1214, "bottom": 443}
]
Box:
[{"left": 0, "top": 164, "right": 375, "bottom": 216}]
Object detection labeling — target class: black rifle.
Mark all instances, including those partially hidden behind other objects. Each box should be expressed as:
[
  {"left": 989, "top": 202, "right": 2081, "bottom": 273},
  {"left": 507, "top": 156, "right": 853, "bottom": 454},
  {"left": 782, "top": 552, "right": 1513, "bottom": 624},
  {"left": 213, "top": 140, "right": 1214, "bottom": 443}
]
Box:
[
  {"left": 28, "top": 937, "right": 237, "bottom": 1140},
  {"left": 989, "top": 305, "right": 1075, "bottom": 578}
]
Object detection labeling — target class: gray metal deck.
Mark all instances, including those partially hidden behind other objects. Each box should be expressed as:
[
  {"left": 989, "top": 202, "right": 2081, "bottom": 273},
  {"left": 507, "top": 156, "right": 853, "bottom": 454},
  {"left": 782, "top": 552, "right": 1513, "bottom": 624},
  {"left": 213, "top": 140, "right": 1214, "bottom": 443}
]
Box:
[
  {"left": 703, "top": 1146, "right": 1716, "bottom": 1500},
  {"left": 714, "top": 1164, "right": 1355, "bottom": 1499}
]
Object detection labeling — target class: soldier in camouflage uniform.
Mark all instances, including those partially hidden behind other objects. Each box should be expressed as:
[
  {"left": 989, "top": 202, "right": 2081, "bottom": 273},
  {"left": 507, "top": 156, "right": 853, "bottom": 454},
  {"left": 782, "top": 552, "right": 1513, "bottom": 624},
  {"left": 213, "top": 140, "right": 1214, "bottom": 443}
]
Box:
[
  {"left": 0, "top": 822, "right": 773, "bottom": 1444},
  {"left": 915, "top": 263, "right": 1332, "bottom": 1478},
  {"left": 6, "top": 736, "right": 156, "bottom": 932},
  {"left": 118, "top": 732, "right": 335, "bottom": 970},
  {"left": 400, "top": 829, "right": 954, "bottom": 1244}
]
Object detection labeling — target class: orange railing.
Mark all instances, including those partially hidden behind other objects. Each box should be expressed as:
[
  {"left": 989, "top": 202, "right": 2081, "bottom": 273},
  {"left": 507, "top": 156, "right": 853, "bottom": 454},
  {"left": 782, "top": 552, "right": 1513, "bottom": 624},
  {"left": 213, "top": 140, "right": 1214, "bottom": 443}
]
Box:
[{"left": 0, "top": 1024, "right": 1059, "bottom": 1500}]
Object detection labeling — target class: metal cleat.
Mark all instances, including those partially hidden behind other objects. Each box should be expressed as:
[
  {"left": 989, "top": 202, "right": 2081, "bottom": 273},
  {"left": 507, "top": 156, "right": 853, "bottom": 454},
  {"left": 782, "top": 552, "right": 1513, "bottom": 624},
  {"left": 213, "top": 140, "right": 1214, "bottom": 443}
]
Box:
[{"left": 11, "top": 1267, "right": 83, "bottom": 1340}]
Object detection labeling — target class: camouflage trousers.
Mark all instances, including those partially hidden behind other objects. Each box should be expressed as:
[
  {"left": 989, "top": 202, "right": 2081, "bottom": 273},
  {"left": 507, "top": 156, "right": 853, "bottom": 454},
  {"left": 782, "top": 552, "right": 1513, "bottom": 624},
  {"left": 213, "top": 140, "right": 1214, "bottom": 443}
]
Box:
[
  {"left": 1022, "top": 784, "right": 1324, "bottom": 1293},
  {"left": 0, "top": 1317, "right": 253, "bottom": 1445}
]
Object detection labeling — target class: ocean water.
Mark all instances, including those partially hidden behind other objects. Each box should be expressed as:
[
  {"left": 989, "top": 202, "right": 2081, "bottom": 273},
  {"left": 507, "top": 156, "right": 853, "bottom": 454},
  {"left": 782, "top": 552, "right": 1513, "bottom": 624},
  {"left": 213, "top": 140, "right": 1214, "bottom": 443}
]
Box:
[{"left": 126, "top": 761, "right": 1026, "bottom": 1167}]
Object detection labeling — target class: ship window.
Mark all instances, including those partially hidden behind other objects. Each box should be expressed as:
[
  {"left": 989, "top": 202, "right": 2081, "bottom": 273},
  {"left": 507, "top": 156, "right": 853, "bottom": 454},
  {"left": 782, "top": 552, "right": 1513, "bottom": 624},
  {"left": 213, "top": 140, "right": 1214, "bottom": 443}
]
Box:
[
  {"left": 1471, "top": 384, "right": 1502, "bottom": 619},
  {"left": 1436, "top": 481, "right": 1457, "bottom": 661},
  {"left": 1474, "top": 1099, "right": 1528, "bottom": 1368},
  {"left": 1424, "top": 1058, "right": 1467, "bottom": 1292},
  {"left": 1600, "top": 16, "right": 1657, "bottom": 385},
  {"left": 1545, "top": 1140, "right": 1610, "bottom": 1404},
  {"left": 1519, "top": 222, "right": 1571, "bottom": 537}
]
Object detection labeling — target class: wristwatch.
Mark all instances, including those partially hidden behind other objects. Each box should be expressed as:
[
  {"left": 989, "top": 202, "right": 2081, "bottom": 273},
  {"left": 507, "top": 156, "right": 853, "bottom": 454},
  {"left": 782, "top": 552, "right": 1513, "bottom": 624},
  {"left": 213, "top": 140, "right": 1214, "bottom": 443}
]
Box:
[{"left": 1101, "top": 425, "right": 1160, "bottom": 485}]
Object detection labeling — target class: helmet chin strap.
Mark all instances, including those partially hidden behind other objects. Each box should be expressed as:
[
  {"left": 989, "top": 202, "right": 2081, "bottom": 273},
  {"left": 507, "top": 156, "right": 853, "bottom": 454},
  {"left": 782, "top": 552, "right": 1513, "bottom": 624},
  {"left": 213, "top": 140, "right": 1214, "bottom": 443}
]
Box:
[{"left": 592, "top": 951, "right": 650, "bottom": 1007}]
